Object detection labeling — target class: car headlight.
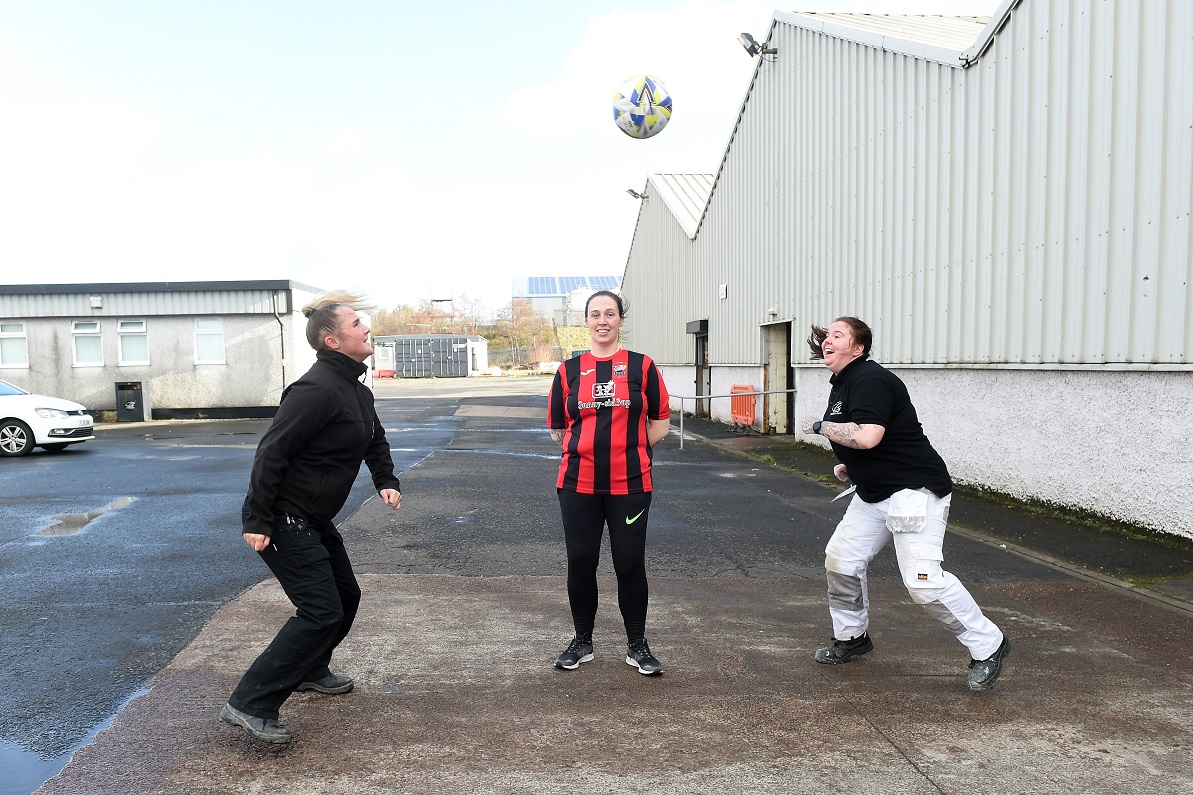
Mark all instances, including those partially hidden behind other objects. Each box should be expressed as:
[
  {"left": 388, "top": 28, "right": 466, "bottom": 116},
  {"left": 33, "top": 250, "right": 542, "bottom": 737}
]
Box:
[{"left": 35, "top": 408, "right": 71, "bottom": 418}]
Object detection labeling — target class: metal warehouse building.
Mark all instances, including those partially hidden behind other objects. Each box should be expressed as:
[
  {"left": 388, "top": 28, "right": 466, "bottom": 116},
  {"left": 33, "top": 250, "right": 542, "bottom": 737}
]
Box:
[
  {"left": 0, "top": 280, "right": 327, "bottom": 418},
  {"left": 620, "top": 1, "right": 1193, "bottom": 539}
]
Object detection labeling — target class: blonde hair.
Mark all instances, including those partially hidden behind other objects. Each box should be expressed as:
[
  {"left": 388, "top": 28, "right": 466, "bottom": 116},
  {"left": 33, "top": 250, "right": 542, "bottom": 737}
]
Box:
[{"left": 302, "top": 290, "right": 373, "bottom": 351}]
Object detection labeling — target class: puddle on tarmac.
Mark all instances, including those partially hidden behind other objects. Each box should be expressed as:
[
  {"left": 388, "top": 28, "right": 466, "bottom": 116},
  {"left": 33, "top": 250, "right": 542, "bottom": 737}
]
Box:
[
  {"left": 0, "top": 689, "right": 146, "bottom": 795},
  {"left": 0, "top": 740, "right": 72, "bottom": 795},
  {"left": 36, "top": 496, "right": 137, "bottom": 537}
]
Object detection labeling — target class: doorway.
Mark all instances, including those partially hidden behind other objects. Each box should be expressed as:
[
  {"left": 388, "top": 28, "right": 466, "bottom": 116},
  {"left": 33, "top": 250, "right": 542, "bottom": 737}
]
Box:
[
  {"left": 763, "top": 321, "right": 793, "bottom": 434},
  {"left": 694, "top": 333, "right": 711, "bottom": 416},
  {"left": 686, "top": 319, "right": 711, "bottom": 418}
]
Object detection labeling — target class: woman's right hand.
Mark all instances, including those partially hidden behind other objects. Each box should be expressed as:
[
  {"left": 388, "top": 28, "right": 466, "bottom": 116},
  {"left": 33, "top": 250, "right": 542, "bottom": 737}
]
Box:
[{"left": 243, "top": 532, "right": 271, "bottom": 552}]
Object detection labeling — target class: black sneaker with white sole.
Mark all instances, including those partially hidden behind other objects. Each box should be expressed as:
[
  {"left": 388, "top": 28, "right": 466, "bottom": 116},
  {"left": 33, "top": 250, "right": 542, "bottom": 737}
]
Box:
[
  {"left": 626, "top": 638, "right": 663, "bottom": 675},
  {"left": 554, "top": 634, "right": 594, "bottom": 670}
]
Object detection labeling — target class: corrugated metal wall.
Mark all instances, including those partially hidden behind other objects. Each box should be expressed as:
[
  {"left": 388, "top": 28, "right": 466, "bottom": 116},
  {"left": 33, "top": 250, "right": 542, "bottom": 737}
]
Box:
[{"left": 622, "top": 0, "right": 1192, "bottom": 368}]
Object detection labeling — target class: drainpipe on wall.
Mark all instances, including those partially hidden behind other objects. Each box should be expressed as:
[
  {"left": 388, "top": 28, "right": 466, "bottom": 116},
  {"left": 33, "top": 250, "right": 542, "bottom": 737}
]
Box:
[{"left": 272, "top": 291, "right": 286, "bottom": 395}]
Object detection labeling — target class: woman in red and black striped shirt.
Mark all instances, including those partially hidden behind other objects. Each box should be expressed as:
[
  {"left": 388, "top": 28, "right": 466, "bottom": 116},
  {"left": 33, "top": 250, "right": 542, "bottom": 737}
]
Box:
[{"left": 547, "top": 291, "right": 671, "bottom": 675}]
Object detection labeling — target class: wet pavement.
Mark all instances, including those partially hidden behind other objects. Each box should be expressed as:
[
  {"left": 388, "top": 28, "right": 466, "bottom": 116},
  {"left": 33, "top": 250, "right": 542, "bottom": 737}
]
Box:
[{"left": 31, "top": 379, "right": 1193, "bottom": 794}]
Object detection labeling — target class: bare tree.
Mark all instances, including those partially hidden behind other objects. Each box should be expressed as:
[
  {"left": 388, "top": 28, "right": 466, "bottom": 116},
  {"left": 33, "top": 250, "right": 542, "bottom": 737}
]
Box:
[
  {"left": 490, "top": 298, "right": 557, "bottom": 366},
  {"left": 371, "top": 295, "right": 489, "bottom": 337}
]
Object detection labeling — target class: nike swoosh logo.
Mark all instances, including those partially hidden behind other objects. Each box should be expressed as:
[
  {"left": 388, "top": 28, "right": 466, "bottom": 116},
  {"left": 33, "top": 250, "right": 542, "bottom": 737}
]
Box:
[
  {"left": 625, "top": 509, "right": 646, "bottom": 525},
  {"left": 581, "top": 369, "right": 595, "bottom": 375}
]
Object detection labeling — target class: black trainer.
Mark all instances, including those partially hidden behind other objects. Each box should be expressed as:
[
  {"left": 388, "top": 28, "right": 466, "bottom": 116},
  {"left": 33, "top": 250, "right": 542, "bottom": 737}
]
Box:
[
  {"left": 554, "top": 634, "right": 594, "bottom": 670},
  {"left": 220, "top": 703, "right": 292, "bottom": 744},
  {"left": 967, "top": 635, "right": 1012, "bottom": 691},
  {"left": 626, "top": 638, "right": 663, "bottom": 675},
  {"left": 815, "top": 632, "right": 874, "bottom": 664},
  {"left": 297, "top": 672, "right": 354, "bottom": 695}
]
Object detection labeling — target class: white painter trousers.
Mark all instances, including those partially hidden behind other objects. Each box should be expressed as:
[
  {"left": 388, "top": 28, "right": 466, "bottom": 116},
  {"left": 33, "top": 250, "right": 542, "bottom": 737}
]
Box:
[{"left": 824, "top": 489, "right": 1004, "bottom": 660}]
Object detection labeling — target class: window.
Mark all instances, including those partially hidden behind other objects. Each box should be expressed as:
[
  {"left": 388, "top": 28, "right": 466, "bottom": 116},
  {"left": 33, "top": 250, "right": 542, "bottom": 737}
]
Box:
[
  {"left": 0, "top": 322, "right": 29, "bottom": 367},
  {"left": 118, "top": 319, "right": 149, "bottom": 365},
  {"left": 194, "top": 318, "right": 225, "bottom": 364},
  {"left": 72, "top": 320, "right": 103, "bottom": 366}
]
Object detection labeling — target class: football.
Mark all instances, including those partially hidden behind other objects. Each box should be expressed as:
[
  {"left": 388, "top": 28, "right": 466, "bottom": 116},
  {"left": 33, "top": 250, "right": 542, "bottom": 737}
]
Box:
[{"left": 612, "top": 75, "right": 672, "bottom": 139}]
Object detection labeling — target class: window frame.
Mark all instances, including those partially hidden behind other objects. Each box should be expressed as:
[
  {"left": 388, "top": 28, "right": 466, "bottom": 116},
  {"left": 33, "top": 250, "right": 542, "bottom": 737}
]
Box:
[
  {"left": 193, "top": 317, "right": 226, "bottom": 365},
  {"left": 71, "top": 320, "right": 104, "bottom": 367},
  {"left": 0, "top": 321, "right": 29, "bottom": 368},
  {"left": 117, "top": 319, "right": 150, "bottom": 366}
]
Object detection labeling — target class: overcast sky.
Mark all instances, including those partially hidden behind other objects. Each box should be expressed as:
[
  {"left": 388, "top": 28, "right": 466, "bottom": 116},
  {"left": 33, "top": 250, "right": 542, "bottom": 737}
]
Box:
[{"left": 0, "top": 0, "right": 1001, "bottom": 318}]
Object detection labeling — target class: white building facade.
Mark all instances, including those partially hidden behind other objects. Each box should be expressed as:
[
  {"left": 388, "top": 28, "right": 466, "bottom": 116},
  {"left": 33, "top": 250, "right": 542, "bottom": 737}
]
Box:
[
  {"left": 620, "top": 1, "right": 1193, "bottom": 539},
  {"left": 0, "top": 281, "right": 325, "bottom": 418}
]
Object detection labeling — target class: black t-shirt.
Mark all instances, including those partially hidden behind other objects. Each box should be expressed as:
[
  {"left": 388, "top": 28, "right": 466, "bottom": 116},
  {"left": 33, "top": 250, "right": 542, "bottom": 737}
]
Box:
[{"left": 824, "top": 357, "right": 952, "bottom": 503}]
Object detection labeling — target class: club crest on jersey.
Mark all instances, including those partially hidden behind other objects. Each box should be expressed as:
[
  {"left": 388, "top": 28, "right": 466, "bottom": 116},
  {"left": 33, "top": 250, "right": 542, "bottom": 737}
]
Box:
[
  {"left": 577, "top": 380, "right": 631, "bottom": 410},
  {"left": 613, "top": 363, "right": 627, "bottom": 378}
]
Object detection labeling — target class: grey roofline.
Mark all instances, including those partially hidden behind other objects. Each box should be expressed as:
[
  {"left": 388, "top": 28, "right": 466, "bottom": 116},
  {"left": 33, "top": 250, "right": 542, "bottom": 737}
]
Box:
[
  {"left": 0, "top": 279, "right": 324, "bottom": 296},
  {"left": 641, "top": 6, "right": 1014, "bottom": 248}
]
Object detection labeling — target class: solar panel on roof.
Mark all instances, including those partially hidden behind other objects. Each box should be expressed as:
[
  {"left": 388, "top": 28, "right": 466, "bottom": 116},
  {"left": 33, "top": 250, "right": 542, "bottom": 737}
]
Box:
[
  {"left": 589, "top": 276, "right": 619, "bottom": 290},
  {"left": 528, "top": 276, "right": 558, "bottom": 295},
  {"left": 558, "top": 276, "right": 586, "bottom": 293}
]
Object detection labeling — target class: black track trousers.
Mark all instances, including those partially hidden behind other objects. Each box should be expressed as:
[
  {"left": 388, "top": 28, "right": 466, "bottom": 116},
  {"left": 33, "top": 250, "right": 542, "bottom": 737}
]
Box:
[
  {"left": 557, "top": 489, "right": 652, "bottom": 641},
  {"left": 228, "top": 515, "right": 361, "bottom": 720}
]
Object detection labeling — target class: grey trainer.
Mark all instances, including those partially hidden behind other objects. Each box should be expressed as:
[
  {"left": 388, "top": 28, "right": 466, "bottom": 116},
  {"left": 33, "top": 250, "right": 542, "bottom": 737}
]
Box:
[
  {"left": 297, "top": 672, "right": 354, "bottom": 695},
  {"left": 220, "top": 702, "right": 291, "bottom": 744}
]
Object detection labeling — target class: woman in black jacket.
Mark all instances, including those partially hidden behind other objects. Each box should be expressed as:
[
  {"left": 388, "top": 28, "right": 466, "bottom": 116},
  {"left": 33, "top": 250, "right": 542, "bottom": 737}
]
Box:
[{"left": 221, "top": 290, "right": 402, "bottom": 743}]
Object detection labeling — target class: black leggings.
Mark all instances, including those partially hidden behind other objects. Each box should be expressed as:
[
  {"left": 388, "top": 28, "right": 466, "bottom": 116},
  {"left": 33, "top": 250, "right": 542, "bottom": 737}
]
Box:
[{"left": 558, "top": 490, "right": 652, "bottom": 642}]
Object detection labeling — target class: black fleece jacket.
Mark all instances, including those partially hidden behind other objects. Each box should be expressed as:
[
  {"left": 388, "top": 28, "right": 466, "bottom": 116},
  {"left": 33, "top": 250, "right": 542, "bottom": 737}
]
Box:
[{"left": 241, "top": 350, "right": 400, "bottom": 537}]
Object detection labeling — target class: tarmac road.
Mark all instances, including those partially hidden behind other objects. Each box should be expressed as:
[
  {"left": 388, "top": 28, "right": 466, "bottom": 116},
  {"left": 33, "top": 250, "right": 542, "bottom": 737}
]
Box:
[{"left": 31, "top": 376, "right": 1193, "bottom": 794}]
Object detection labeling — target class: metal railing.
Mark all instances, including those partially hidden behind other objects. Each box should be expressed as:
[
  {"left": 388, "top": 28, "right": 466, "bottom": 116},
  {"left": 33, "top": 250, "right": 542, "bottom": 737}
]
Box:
[{"left": 669, "top": 388, "right": 799, "bottom": 449}]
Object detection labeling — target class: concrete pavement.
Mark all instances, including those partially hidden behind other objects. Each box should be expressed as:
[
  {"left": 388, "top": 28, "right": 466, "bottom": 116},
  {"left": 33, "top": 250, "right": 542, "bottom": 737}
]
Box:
[{"left": 35, "top": 380, "right": 1193, "bottom": 794}]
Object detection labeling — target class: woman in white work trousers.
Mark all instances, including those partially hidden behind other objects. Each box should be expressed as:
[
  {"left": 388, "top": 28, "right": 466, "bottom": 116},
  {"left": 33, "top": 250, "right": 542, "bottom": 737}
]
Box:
[{"left": 802, "top": 316, "right": 1010, "bottom": 691}]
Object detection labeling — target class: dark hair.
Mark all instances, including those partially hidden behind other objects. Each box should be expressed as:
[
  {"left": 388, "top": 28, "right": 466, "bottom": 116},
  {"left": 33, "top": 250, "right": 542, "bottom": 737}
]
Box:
[
  {"left": 807, "top": 317, "right": 873, "bottom": 360},
  {"left": 584, "top": 290, "right": 627, "bottom": 318}
]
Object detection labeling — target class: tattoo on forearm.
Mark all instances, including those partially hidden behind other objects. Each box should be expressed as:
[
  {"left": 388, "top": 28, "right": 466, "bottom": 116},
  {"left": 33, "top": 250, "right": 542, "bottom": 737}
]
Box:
[
  {"left": 828, "top": 422, "right": 865, "bottom": 449},
  {"left": 550, "top": 429, "right": 565, "bottom": 446}
]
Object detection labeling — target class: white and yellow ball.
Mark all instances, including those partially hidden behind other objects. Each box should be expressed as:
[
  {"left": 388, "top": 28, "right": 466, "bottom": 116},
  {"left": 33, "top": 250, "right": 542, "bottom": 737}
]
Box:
[{"left": 612, "top": 75, "right": 672, "bottom": 139}]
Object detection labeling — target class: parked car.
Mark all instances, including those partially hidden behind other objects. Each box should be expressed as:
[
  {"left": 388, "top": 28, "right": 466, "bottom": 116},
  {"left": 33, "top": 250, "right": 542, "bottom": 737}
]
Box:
[{"left": 0, "top": 378, "right": 95, "bottom": 456}]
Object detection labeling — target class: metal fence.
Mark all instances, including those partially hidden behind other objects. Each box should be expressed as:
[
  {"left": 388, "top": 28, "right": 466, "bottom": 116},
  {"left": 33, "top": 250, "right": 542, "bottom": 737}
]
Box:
[
  {"left": 488, "top": 346, "right": 566, "bottom": 369},
  {"left": 670, "top": 388, "right": 799, "bottom": 449}
]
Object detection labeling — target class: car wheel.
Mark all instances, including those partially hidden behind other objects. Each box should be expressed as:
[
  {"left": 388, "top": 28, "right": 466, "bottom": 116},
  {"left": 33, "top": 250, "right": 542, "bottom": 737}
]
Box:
[
  {"left": 41, "top": 443, "right": 70, "bottom": 452},
  {"left": 0, "top": 419, "right": 35, "bottom": 456}
]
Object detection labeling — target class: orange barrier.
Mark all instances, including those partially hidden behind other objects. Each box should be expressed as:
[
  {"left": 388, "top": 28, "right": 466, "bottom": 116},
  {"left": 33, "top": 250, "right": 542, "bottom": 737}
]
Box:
[{"left": 729, "top": 385, "right": 757, "bottom": 427}]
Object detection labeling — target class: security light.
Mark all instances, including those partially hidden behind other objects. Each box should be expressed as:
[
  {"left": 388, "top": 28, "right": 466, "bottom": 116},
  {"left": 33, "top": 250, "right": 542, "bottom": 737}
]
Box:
[{"left": 738, "top": 32, "right": 776, "bottom": 57}]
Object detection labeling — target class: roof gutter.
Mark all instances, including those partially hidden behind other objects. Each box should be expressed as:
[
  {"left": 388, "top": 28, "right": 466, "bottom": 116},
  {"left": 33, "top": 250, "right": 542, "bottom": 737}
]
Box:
[{"left": 960, "top": 0, "right": 1023, "bottom": 66}]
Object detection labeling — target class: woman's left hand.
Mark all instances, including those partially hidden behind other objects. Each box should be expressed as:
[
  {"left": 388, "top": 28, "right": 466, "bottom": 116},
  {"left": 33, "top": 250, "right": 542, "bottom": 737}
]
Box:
[{"left": 380, "top": 488, "right": 402, "bottom": 510}]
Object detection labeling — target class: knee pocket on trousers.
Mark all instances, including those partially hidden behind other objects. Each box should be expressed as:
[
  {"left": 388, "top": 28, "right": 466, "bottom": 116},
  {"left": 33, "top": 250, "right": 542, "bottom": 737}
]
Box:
[{"left": 898, "top": 540, "right": 946, "bottom": 591}]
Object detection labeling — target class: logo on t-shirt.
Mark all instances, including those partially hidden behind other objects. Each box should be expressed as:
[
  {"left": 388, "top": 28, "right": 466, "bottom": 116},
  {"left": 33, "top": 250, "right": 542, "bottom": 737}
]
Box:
[
  {"left": 578, "top": 380, "right": 631, "bottom": 410},
  {"left": 829, "top": 400, "right": 843, "bottom": 416},
  {"left": 613, "top": 363, "right": 627, "bottom": 378}
]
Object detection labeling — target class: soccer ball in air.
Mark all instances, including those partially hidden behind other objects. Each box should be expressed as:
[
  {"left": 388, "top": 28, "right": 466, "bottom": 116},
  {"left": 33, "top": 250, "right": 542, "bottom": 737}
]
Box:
[{"left": 612, "top": 75, "right": 672, "bottom": 139}]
